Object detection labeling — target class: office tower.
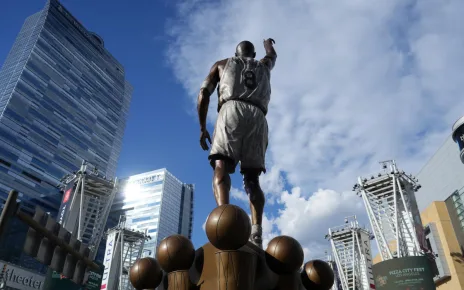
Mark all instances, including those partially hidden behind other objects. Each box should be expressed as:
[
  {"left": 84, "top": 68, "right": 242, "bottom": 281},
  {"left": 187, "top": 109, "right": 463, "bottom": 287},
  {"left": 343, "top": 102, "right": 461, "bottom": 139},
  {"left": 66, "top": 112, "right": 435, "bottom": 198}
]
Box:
[
  {"left": 97, "top": 169, "right": 194, "bottom": 262},
  {"left": 0, "top": 0, "right": 133, "bottom": 267}
]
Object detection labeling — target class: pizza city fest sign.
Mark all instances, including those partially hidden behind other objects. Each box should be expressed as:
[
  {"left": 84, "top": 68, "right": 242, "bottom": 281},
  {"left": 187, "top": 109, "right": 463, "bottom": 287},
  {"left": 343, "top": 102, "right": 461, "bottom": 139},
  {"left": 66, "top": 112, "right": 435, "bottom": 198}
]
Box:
[{"left": 373, "top": 256, "right": 436, "bottom": 290}]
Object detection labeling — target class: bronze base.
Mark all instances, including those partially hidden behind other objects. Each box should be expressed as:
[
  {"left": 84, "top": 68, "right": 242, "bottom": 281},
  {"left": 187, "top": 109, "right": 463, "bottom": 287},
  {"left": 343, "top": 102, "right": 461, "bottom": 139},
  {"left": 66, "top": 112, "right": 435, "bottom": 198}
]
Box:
[
  {"left": 187, "top": 242, "right": 303, "bottom": 290},
  {"left": 215, "top": 250, "right": 257, "bottom": 290},
  {"left": 130, "top": 207, "right": 334, "bottom": 290},
  {"left": 167, "top": 270, "right": 194, "bottom": 290}
]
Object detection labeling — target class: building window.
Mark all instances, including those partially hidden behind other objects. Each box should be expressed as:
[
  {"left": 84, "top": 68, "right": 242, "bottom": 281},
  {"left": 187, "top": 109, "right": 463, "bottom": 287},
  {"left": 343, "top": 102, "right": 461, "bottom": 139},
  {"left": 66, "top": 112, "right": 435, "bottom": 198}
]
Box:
[
  {"left": 22, "top": 171, "right": 42, "bottom": 183},
  {"left": 132, "top": 216, "right": 151, "bottom": 223},
  {"left": 0, "top": 159, "right": 11, "bottom": 167}
]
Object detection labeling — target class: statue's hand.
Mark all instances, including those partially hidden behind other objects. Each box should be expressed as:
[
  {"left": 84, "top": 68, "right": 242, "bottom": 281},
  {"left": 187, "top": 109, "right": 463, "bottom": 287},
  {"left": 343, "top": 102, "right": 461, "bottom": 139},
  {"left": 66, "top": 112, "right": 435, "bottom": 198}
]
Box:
[
  {"left": 200, "top": 129, "right": 212, "bottom": 151},
  {"left": 263, "top": 38, "right": 275, "bottom": 46}
]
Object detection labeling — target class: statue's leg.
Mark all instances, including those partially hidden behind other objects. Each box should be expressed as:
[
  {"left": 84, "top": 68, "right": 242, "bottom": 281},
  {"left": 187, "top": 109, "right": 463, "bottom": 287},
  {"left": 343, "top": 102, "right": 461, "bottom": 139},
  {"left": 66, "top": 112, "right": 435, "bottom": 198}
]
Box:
[
  {"left": 208, "top": 102, "right": 240, "bottom": 206},
  {"left": 243, "top": 170, "right": 265, "bottom": 248},
  {"left": 212, "top": 160, "right": 231, "bottom": 206},
  {"left": 238, "top": 103, "right": 268, "bottom": 249}
]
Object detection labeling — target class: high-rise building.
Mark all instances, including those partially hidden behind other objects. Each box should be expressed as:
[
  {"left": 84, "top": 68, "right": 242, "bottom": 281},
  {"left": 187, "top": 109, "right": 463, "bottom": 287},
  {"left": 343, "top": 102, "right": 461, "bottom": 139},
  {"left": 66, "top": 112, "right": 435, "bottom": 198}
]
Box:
[
  {"left": 416, "top": 135, "right": 464, "bottom": 211},
  {"left": 0, "top": 0, "right": 132, "bottom": 268},
  {"left": 96, "top": 169, "right": 194, "bottom": 262}
]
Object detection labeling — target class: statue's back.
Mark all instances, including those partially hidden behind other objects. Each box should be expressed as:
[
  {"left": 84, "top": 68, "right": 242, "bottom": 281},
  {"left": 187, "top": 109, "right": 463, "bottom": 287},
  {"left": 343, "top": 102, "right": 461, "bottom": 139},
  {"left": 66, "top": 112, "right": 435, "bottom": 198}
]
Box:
[{"left": 218, "top": 57, "right": 271, "bottom": 115}]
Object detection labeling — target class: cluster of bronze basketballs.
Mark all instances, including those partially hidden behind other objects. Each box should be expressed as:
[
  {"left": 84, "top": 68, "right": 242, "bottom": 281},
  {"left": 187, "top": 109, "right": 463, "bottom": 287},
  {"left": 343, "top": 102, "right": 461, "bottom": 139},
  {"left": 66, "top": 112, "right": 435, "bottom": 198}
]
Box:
[{"left": 130, "top": 204, "right": 334, "bottom": 290}]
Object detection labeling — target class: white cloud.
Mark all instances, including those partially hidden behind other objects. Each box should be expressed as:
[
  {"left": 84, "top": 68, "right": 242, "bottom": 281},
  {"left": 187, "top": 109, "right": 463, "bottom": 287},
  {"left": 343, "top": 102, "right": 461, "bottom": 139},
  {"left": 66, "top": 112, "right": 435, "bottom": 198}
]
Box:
[
  {"left": 201, "top": 215, "right": 207, "bottom": 232},
  {"left": 230, "top": 187, "right": 248, "bottom": 203},
  {"left": 168, "top": 0, "right": 464, "bottom": 259},
  {"left": 232, "top": 186, "right": 365, "bottom": 259}
]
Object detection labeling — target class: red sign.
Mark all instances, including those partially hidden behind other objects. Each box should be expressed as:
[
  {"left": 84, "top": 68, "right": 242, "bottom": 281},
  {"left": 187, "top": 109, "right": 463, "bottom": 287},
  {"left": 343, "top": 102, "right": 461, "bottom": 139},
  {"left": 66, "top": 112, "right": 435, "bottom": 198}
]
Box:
[{"left": 63, "top": 188, "right": 72, "bottom": 203}]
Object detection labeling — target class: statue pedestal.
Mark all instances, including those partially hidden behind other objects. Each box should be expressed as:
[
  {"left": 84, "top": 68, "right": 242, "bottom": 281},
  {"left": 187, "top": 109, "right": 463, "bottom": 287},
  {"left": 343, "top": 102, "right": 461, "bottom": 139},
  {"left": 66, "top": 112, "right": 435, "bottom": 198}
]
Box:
[
  {"left": 129, "top": 205, "right": 334, "bottom": 290},
  {"left": 191, "top": 242, "right": 299, "bottom": 290},
  {"left": 215, "top": 250, "right": 257, "bottom": 290},
  {"left": 167, "top": 271, "right": 192, "bottom": 290}
]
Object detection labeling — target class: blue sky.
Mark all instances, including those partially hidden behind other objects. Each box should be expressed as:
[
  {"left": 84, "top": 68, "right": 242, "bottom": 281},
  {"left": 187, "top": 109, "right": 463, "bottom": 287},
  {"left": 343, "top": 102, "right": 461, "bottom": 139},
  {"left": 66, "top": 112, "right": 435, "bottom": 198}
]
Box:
[{"left": 2, "top": 0, "right": 464, "bottom": 260}]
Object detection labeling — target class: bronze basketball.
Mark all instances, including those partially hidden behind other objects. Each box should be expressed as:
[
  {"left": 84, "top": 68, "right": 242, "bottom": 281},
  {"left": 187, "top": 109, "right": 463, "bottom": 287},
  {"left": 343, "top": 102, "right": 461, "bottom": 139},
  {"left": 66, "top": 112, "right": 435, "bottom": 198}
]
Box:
[
  {"left": 300, "top": 260, "right": 335, "bottom": 290},
  {"left": 129, "top": 257, "right": 163, "bottom": 290},
  {"left": 157, "top": 234, "right": 195, "bottom": 273},
  {"left": 265, "top": 235, "right": 304, "bottom": 274},
  {"left": 205, "top": 204, "right": 251, "bottom": 250}
]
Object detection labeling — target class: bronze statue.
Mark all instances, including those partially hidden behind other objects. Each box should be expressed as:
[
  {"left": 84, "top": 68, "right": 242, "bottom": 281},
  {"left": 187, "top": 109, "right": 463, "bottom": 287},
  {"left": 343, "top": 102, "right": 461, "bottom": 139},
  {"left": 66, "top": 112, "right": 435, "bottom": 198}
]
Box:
[
  {"left": 197, "top": 39, "right": 277, "bottom": 249},
  {"left": 129, "top": 40, "right": 335, "bottom": 290}
]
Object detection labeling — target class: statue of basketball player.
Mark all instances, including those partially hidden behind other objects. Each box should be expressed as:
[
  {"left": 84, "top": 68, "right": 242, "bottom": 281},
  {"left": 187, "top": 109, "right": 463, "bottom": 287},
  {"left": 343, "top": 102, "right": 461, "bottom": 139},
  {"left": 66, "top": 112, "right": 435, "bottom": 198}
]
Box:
[{"left": 197, "top": 39, "right": 277, "bottom": 248}]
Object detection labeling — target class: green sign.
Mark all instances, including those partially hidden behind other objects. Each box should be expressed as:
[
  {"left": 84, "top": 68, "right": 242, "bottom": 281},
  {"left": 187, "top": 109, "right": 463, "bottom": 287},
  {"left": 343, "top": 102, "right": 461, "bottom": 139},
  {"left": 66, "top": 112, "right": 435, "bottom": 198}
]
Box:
[
  {"left": 43, "top": 269, "right": 81, "bottom": 290},
  {"left": 373, "top": 256, "right": 437, "bottom": 290},
  {"left": 85, "top": 262, "right": 104, "bottom": 290},
  {"left": 43, "top": 261, "right": 104, "bottom": 290}
]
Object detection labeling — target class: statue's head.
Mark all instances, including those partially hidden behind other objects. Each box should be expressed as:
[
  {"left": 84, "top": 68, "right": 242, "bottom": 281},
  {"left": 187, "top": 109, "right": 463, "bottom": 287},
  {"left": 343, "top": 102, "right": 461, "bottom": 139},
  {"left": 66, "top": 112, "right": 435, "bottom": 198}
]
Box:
[{"left": 235, "top": 41, "right": 256, "bottom": 58}]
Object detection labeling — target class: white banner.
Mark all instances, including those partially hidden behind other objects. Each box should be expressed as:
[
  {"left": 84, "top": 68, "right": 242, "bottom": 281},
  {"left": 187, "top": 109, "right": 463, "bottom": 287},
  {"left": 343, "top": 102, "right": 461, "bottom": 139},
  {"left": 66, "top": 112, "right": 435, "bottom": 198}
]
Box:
[
  {"left": 360, "top": 232, "right": 376, "bottom": 289},
  {"left": 100, "top": 232, "right": 117, "bottom": 290}
]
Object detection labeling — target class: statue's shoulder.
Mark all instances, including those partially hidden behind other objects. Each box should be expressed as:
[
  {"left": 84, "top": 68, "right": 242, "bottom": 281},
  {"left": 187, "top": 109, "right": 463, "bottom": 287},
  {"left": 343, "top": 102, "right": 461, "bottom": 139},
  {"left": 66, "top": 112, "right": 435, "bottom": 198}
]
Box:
[{"left": 217, "top": 58, "right": 229, "bottom": 67}]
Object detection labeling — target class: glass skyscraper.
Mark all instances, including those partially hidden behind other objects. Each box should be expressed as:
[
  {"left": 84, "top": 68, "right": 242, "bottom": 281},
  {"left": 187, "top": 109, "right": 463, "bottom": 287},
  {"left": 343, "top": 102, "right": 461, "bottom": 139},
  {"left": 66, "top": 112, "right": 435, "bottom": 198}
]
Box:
[
  {"left": 0, "top": 0, "right": 132, "bottom": 267},
  {"left": 97, "top": 169, "right": 194, "bottom": 261}
]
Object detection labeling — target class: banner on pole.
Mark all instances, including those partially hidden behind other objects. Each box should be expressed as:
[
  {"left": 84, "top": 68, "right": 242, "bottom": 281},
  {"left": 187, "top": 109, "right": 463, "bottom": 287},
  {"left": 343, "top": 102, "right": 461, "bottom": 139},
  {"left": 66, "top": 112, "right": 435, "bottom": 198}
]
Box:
[
  {"left": 100, "top": 232, "right": 116, "bottom": 290},
  {"left": 57, "top": 182, "right": 75, "bottom": 226}
]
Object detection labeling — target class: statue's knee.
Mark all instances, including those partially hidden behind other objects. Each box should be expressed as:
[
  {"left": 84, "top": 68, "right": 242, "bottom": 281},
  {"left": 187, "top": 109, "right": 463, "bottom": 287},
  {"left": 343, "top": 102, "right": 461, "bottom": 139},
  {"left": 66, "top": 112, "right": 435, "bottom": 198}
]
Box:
[
  {"left": 246, "top": 185, "right": 264, "bottom": 207},
  {"left": 252, "top": 192, "right": 265, "bottom": 207}
]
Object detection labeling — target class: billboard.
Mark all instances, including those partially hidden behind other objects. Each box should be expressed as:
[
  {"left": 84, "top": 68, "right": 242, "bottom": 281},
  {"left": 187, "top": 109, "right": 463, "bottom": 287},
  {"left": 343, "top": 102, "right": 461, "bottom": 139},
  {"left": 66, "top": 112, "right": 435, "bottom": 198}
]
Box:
[
  {"left": 0, "top": 261, "right": 45, "bottom": 290},
  {"left": 57, "top": 181, "right": 75, "bottom": 226},
  {"left": 373, "top": 256, "right": 436, "bottom": 290}
]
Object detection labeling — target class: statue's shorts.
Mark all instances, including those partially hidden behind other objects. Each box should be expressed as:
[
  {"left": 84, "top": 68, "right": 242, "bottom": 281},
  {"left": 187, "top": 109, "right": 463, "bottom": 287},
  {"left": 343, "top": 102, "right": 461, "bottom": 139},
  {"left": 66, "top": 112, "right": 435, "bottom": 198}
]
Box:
[{"left": 209, "top": 100, "right": 268, "bottom": 174}]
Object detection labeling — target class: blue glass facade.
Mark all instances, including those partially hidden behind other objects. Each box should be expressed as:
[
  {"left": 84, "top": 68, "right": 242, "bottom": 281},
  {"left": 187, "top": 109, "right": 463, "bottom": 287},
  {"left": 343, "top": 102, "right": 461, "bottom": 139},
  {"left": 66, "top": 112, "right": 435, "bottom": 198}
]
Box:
[
  {"left": 96, "top": 169, "right": 194, "bottom": 262},
  {"left": 0, "top": 0, "right": 132, "bottom": 268}
]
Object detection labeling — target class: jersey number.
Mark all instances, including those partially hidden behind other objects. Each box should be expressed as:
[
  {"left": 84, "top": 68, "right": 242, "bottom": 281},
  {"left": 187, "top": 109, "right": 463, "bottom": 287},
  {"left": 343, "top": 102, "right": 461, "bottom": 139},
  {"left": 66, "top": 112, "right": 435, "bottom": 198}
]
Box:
[{"left": 243, "top": 71, "right": 257, "bottom": 90}]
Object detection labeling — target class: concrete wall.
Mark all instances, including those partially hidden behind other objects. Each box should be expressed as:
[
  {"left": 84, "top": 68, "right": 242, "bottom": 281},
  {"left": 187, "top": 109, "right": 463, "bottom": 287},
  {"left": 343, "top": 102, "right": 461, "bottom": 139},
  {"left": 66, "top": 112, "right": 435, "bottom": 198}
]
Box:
[
  {"left": 416, "top": 135, "right": 464, "bottom": 212},
  {"left": 421, "top": 202, "right": 464, "bottom": 290}
]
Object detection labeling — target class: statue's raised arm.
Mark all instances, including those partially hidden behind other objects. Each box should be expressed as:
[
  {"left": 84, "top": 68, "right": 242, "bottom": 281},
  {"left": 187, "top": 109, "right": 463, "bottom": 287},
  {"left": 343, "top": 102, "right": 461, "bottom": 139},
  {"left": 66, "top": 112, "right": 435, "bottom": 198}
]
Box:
[{"left": 260, "top": 38, "right": 277, "bottom": 70}]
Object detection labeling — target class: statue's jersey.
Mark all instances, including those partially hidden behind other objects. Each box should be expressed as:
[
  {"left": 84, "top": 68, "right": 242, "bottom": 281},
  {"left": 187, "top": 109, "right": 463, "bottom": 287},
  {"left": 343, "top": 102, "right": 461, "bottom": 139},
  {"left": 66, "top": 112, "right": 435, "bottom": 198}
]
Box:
[{"left": 218, "top": 57, "right": 271, "bottom": 115}]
